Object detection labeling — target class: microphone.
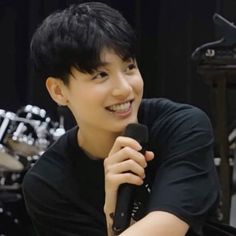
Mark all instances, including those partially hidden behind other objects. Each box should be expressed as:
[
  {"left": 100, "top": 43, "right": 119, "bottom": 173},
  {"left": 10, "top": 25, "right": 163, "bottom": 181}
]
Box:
[{"left": 112, "top": 123, "right": 149, "bottom": 235}]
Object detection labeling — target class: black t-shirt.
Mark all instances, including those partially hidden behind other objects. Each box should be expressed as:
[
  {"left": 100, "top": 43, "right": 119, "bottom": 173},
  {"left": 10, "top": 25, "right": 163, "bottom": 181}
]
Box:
[{"left": 22, "top": 98, "right": 220, "bottom": 236}]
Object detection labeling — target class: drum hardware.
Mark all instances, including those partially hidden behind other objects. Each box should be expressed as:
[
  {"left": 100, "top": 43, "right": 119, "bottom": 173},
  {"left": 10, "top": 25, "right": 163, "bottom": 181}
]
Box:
[
  {"left": 21, "top": 104, "right": 46, "bottom": 118},
  {"left": 3, "top": 116, "right": 46, "bottom": 157},
  {"left": 16, "top": 105, "right": 56, "bottom": 149},
  {"left": 0, "top": 111, "right": 40, "bottom": 158},
  {"left": 0, "top": 112, "right": 16, "bottom": 144},
  {"left": 52, "top": 108, "right": 66, "bottom": 141},
  {"left": 52, "top": 127, "right": 66, "bottom": 141},
  {"left": 0, "top": 105, "right": 62, "bottom": 170},
  {"left": 16, "top": 105, "right": 47, "bottom": 124},
  {"left": 0, "top": 110, "right": 6, "bottom": 126}
]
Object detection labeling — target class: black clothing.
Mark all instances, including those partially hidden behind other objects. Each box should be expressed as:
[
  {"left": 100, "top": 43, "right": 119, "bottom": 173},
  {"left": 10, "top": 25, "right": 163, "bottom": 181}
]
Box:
[{"left": 22, "top": 98, "right": 220, "bottom": 236}]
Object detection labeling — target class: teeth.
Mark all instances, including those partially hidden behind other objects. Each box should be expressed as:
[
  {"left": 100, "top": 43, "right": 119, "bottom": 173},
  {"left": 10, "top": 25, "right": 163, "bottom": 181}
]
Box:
[{"left": 108, "top": 102, "right": 130, "bottom": 112}]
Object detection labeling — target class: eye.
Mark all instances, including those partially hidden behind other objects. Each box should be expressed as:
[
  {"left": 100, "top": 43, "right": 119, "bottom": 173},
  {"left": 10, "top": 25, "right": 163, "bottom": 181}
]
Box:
[
  {"left": 128, "top": 63, "right": 137, "bottom": 70},
  {"left": 92, "top": 71, "right": 108, "bottom": 80},
  {"left": 125, "top": 61, "right": 137, "bottom": 74}
]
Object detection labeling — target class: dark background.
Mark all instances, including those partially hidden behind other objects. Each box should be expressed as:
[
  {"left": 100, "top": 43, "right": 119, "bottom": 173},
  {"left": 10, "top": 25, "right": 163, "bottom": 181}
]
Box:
[{"left": 0, "top": 0, "right": 236, "bottom": 130}]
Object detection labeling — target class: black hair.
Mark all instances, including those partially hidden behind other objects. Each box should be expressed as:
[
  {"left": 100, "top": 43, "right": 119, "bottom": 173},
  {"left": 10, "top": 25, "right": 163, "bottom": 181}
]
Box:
[{"left": 30, "top": 1, "right": 137, "bottom": 84}]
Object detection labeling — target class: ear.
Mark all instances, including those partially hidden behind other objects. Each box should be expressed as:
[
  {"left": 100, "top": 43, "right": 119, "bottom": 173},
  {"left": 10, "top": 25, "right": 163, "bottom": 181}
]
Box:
[{"left": 45, "top": 77, "right": 68, "bottom": 106}]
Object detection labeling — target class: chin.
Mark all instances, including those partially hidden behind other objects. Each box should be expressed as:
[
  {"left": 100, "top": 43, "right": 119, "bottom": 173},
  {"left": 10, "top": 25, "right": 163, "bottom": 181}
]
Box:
[{"left": 112, "top": 118, "right": 138, "bottom": 133}]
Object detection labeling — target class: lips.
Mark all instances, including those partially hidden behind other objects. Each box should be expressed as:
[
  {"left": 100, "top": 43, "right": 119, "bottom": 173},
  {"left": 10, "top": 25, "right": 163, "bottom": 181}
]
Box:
[{"left": 106, "top": 100, "right": 133, "bottom": 113}]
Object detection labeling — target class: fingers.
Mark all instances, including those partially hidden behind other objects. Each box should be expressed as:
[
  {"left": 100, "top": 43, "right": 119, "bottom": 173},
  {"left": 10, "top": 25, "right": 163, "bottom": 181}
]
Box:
[
  {"left": 106, "top": 158, "right": 146, "bottom": 179},
  {"left": 104, "top": 136, "right": 155, "bottom": 189},
  {"left": 106, "top": 146, "right": 147, "bottom": 168},
  {"left": 145, "top": 150, "right": 155, "bottom": 162},
  {"left": 109, "top": 136, "right": 142, "bottom": 156},
  {"left": 106, "top": 172, "right": 144, "bottom": 187},
  {"left": 103, "top": 136, "right": 155, "bottom": 218}
]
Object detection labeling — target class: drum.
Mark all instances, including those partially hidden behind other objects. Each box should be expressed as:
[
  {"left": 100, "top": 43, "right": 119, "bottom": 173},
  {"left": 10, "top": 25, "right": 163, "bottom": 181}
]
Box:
[
  {"left": 0, "top": 110, "right": 38, "bottom": 158},
  {"left": 0, "top": 109, "right": 39, "bottom": 189},
  {"left": 0, "top": 105, "right": 57, "bottom": 158},
  {"left": 0, "top": 145, "right": 24, "bottom": 172},
  {"left": 0, "top": 111, "right": 26, "bottom": 186},
  {"left": 14, "top": 105, "right": 55, "bottom": 153},
  {"left": 0, "top": 105, "right": 56, "bottom": 236}
]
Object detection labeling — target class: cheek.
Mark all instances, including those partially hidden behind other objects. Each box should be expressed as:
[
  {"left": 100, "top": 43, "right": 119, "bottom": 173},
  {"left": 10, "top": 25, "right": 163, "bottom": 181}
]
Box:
[
  {"left": 72, "top": 85, "right": 107, "bottom": 108},
  {"left": 134, "top": 76, "right": 144, "bottom": 95}
]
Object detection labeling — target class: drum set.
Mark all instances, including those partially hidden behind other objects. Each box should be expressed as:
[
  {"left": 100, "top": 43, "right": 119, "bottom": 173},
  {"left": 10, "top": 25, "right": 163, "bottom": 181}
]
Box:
[{"left": 0, "top": 105, "right": 65, "bottom": 235}]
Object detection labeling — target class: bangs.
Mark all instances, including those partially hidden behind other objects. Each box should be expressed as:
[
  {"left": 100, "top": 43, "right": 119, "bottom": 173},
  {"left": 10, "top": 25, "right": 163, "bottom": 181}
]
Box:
[{"left": 72, "top": 22, "right": 137, "bottom": 74}]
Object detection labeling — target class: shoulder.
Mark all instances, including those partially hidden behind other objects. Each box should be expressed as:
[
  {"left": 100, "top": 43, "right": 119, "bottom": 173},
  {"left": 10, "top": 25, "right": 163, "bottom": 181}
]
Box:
[
  {"left": 139, "top": 98, "right": 213, "bottom": 144},
  {"left": 139, "top": 98, "right": 190, "bottom": 113},
  {"left": 138, "top": 100, "right": 218, "bottom": 235},
  {"left": 22, "top": 126, "right": 78, "bottom": 198},
  {"left": 139, "top": 97, "right": 209, "bottom": 119},
  {"left": 139, "top": 98, "right": 210, "bottom": 125}
]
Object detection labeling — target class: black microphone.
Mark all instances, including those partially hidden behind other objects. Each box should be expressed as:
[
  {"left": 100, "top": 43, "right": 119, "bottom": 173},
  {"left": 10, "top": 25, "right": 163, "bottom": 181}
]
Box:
[{"left": 112, "top": 123, "right": 149, "bottom": 235}]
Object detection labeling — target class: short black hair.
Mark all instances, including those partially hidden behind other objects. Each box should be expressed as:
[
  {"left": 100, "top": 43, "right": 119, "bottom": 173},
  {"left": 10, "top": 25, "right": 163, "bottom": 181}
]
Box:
[{"left": 30, "top": 1, "right": 137, "bottom": 84}]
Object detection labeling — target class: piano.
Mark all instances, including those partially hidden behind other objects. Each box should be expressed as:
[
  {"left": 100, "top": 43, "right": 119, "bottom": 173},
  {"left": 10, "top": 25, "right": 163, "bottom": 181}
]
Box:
[
  {"left": 192, "top": 13, "right": 236, "bottom": 66},
  {"left": 191, "top": 13, "right": 236, "bottom": 224}
]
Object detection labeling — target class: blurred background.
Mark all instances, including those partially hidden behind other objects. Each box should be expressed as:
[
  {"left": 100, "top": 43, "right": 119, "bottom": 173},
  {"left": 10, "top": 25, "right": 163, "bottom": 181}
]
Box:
[
  {"left": 1, "top": 0, "right": 235, "bottom": 119},
  {"left": 0, "top": 0, "right": 236, "bottom": 234}
]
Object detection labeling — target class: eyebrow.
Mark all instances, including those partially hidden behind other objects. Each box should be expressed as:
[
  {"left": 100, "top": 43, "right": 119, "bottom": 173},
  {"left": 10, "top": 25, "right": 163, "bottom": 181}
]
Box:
[
  {"left": 92, "top": 56, "right": 135, "bottom": 73},
  {"left": 97, "top": 61, "right": 109, "bottom": 67},
  {"left": 98, "top": 57, "right": 134, "bottom": 67}
]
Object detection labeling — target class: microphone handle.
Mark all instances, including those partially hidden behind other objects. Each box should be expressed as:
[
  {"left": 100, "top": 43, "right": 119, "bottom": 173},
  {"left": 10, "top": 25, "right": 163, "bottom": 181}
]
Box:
[{"left": 112, "top": 148, "right": 146, "bottom": 235}]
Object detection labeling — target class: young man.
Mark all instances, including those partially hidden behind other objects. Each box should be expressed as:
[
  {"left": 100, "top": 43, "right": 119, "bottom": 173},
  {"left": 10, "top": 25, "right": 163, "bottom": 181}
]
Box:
[{"left": 22, "top": 2, "right": 220, "bottom": 236}]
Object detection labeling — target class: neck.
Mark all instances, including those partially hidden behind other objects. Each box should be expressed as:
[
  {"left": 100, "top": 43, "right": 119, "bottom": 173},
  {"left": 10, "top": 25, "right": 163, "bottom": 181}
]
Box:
[{"left": 77, "top": 127, "right": 122, "bottom": 160}]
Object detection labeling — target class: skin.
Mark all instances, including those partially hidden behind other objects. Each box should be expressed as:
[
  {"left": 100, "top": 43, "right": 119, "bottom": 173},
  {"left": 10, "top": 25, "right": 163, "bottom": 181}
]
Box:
[{"left": 45, "top": 48, "right": 189, "bottom": 236}]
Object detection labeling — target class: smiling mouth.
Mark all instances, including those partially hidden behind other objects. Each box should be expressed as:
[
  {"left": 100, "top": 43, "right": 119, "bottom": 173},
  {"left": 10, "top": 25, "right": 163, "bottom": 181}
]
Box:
[{"left": 106, "top": 100, "right": 133, "bottom": 113}]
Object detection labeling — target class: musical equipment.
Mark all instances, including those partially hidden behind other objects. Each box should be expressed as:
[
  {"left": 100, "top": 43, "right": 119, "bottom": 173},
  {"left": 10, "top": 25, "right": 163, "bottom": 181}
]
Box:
[
  {"left": 192, "top": 13, "right": 236, "bottom": 66},
  {"left": 191, "top": 13, "right": 236, "bottom": 223},
  {"left": 9, "top": 105, "right": 54, "bottom": 156},
  {"left": 112, "top": 123, "right": 149, "bottom": 235},
  {"left": 0, "top": 104, "right": 65, "bottom": 235},
  {"left": 0, "top": 144, "right": 24, "bottom": 172}
]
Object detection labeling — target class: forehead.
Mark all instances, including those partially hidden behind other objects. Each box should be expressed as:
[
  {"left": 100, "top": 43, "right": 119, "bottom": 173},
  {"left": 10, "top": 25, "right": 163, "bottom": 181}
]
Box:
[
  {"left": 100, "top": 48, "right": 123, "bottom": 64},
  {"left": 99, "top": 48, "right": 133, "bottom": 66}
]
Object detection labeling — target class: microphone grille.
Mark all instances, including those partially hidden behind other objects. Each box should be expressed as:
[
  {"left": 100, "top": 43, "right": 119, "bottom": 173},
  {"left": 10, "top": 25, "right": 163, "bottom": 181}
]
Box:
[{"left": 123, "top": 123, "right": 148, "bottom": 144}]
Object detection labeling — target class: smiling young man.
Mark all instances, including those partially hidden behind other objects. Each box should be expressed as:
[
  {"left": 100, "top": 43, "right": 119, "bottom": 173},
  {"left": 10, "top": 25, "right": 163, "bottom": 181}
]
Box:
[
  {"left": 22, "top": 2, "right": 220, "bottom": 236},
  {"left": 47, "top": 49, "right": 144, "bottom": 158}
]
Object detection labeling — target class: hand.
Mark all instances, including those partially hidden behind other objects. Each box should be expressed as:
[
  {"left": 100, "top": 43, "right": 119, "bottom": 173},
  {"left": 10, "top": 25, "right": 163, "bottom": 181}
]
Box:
[{"left": 103, "top": 136, "right": 154, "bottom": 223}]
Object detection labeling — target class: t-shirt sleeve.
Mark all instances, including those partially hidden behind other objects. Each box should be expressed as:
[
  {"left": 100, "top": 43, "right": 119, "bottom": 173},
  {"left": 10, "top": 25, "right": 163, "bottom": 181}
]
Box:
[
  {"left": 146, "top": 105, "right": 220, "bottom": 234},
  {"left": 22, "top": 172, "right": 105, "bottom": 236}
]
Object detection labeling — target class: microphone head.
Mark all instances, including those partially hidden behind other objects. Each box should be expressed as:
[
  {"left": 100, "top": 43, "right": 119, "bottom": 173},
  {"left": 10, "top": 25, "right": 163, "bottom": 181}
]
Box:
[{"left": 123, "top": 123, "right": 148, "bottom": 144}]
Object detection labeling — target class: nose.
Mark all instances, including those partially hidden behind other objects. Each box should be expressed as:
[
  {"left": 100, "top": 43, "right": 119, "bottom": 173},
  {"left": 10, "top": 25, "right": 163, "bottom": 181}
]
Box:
[{"left": 111, "top": 73, "right": 132, "bottom": 99}]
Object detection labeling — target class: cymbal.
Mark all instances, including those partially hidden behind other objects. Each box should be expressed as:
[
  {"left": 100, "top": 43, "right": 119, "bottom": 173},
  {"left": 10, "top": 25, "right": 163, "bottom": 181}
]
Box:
[
  {"left": 0, "top": 150, "right": 24, "bottom": 172},
  {"left": 6, "top": 139, "right": 40, "bottom": 157}
]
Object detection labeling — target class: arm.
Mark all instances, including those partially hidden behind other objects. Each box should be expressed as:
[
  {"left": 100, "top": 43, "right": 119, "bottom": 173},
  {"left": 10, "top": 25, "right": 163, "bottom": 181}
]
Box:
[
  {"left": 103, "top": 136, "right": 154, "bottom": 236},
  {"left": 128, "top": 106, "right": 219, "bottom": 236},
  {"left": 104, "top": 107, "right": 219, "bottom": 236},
  {"left": 120, "top": 211, "right": 189, "bottom": 236}
]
